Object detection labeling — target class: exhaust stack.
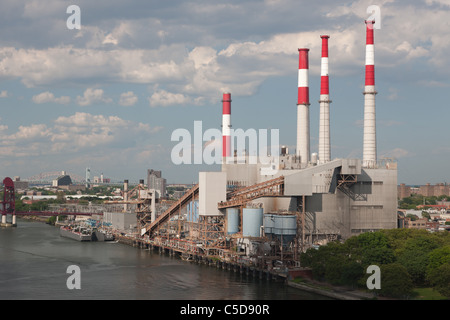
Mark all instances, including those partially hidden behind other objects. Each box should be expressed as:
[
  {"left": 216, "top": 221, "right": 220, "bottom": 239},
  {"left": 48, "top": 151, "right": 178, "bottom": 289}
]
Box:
[
  {"left": 363, "top": 20, "right": 377, "bottom": 168},
  {"left": 222, "top": 92, "right": 232, "bottom": 167},
  {"left": 319, "top": 35, "right": 331, "bottom": 164},
  {"left": 296, "top": 48, "right": 310, "bottom": 165}
]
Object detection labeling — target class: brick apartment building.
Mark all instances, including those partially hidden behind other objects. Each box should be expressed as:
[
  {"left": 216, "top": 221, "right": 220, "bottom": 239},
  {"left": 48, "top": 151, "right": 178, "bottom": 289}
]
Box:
[{"left": 398, "top": 183, "right": 450, "bottom": 199}]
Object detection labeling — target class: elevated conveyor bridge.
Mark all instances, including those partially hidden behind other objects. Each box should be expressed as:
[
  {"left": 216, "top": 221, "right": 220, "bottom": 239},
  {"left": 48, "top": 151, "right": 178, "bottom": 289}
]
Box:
[
  {"left": 218, "top": 176, "right": 285, "bottom": 209},
  {"left": 142, "top": 184, "right": 199, "bottom": 236}
]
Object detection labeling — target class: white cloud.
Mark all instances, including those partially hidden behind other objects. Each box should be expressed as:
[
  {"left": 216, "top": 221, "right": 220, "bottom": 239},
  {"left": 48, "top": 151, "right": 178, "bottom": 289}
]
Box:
[
  {"left": 0, "top": 90, "right": 8, "bottom": 98},
  {"left": 0, "top": 112, "right": 162, "bottom": 157},
  {"left": 381, "top": 148, "right": 412, "bottom": 159},
  {"left": 10, "top": 124, "right": 51, "bottom": 141},
  {"left": 0, "top": 2, "right": 448, "bottom": 104},
  {"left": 102, "top": 33, "right": 119, "bottom": 45},
  {"left": 425, "top": 0, "right": 450, "bottom": 7},
  {"left": 119, "top": 91, "right": 138, "bottom": 106},
  {"left": 76, "top": 88, "right": 112, "bottom": 106},
  {"left": 149, "top": 89, "right": 200, "bottom": 107},
  {"left": 32, "top": 91, "right": 70, "bottom": 104}
]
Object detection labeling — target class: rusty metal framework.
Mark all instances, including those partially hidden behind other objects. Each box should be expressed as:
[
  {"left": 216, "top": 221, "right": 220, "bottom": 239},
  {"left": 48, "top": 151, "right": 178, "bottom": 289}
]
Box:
[
  {"left": 337, "top": 174, "right": 367, "bottom": 201},
  {"left": 143, "top": 184, "right": 199, "bottom": 236},
  {"left": 218, "top": 176, "right": 285, "bottom": 209},
  {"left": 195, "top": 215, "right": 226, "bottom": 249},
  {"left": 337, "top": 174, "right": 358, "bottom": 189},
  {"left": 105, "top": 183, "right": 155, "bottom": 232}
]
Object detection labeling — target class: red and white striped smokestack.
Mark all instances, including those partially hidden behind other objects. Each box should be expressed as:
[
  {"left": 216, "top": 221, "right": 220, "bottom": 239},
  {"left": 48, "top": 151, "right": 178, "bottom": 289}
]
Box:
[
  {"left": 319, "top": 35, "right": 331, "bottom": 164},
  {"left": 320, "top": 36, "right": 330, "bottom": 96},
  {"left": 363, "top": 20, "right": 377, "bottom": 168},
  {"left": 297, "top": 48, "right": 310, "bottom": 165},
  {"left": 222, "top": 92, "right": 232, "bottom": 164}
]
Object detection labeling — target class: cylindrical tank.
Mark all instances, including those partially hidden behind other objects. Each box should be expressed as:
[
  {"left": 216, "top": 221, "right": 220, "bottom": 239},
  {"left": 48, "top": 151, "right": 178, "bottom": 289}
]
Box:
[
  {"left": 242, "top": 208, "right": 263, "bottom": 237},
  {"left": 273, "top": 215, "right": 297, "bottom": 245},
  {"left": 263, "top": 214, "right": 275, "bottom": 235},
  {"left": 186, "top": 200, "right": 199, "bottom": 222},
  {"left": 226, "top": 208, "right": 240, "bottom": 235}
]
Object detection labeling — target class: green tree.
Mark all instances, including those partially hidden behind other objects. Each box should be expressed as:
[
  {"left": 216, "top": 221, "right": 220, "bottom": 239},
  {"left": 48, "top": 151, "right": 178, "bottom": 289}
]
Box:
[
  {"left": 345, "top": 231, "right": 396, "bottom": 267},
  {"left": 56, "top": 191, "right": 66, "bottom": 203},
  {"left": 340, "top": 261, "right": 364, "bottom": 288},
  {"left": 427, "top": 262, "right": 450, "bottom": 299},
  {"left": 422, "top": 211, "right": 431, "bottom": 220},
  {"left": 301, "top": 241, "right": 347, "bottom": 281},
  {"left": 427, "top": 245, "right": 450, "bottom": 274},
  {"left": 30, "top": 201, "right": 49, "bottom": 212},
  {"left": 426, "top": 246, "right": 450, "bottom": 298},
  {"left": 381, "top": 229, "right": 429, "bottom": 253},
  {"left": 397, "top": 235, "right": 441, "bottom": 286},
  {"left": 378, "top": 263, "right": 414, "bottom": 299},
  {"left": 406, "top": 214, "right": 418, "bottom": 221}
]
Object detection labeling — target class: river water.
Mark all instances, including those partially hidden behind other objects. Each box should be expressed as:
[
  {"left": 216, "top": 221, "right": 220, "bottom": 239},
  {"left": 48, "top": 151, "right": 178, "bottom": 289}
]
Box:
[{"left": 0, "top": 220, "right": 328, "bottom": 300}]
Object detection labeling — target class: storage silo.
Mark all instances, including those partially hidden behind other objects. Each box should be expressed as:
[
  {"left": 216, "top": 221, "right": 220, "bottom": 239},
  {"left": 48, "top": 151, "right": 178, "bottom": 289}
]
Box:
[
  {"left": 242, "top": 208, "right": 263, "bottom": 237},
  {"left": 273, "top": 215, "right": 297, "bottom": 246},
  {"left": 226, "top": 208, "right": 240, "bottom": 235},
  {"left": 263, "top": 214, "right": 275, "bottom": 235}
]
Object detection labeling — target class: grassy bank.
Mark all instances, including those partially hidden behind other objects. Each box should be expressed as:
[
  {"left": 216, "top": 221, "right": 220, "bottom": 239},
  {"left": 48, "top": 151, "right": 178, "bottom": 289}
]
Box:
[{"left": 412, "top": 288, "right": 447, "bottom": 300}]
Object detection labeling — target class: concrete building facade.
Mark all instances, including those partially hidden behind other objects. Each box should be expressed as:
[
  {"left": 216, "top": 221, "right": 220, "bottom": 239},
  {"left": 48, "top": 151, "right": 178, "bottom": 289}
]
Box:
[
  {"left": 221, "top": 157, "right": 398, "bottom": 243},
  {"left": 147, "top": 169, "right": 167, "bottom": 198}
]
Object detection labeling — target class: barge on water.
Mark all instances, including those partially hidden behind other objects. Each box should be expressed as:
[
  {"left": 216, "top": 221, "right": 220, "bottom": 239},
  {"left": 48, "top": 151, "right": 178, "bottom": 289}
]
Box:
[
  {"left": 60, "top": 225, "right": 92, "bottom": 241},
  {"left": 60, "top": 225, "right": 115, "bottom": 242}
]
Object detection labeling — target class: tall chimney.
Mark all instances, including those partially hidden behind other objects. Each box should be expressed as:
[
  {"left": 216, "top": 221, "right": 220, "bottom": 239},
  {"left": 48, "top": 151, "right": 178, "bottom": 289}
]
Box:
[
  {"left": 319, "top": 35, "right": 331, "bottom": 164},
  {"left": 297, "top": 48, "right": 310, "bottom": 165},
  {"left": 222, "top": 93, "right": 232, "bottom": 168},
  {"left": 123, "top": 179, "right": 129, "bottom": 212},
  {"left": 363, "top": 20, "right": 377, "bottom": 168}
]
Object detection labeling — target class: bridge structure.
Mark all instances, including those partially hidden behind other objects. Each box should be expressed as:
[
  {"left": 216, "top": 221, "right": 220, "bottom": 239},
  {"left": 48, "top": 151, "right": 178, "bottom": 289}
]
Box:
[
  {"left": 1, "top": 176, "right": 102, "bottom": 227},
  {"left": 15, "top": 211, "right": 102, "bottom": 217},
  {"left": 1, "top": 177, "right": 16, "bottom": 227},
  {"left": 218, "top": 176, "right": 285, "bottom": 209},
  {"left": 142, "top": 184, "right": 199, "bottom": 237},
  {"left": 26, "top": 171, "right": 86, "bottom": 184},
  {"left": 24, "top": 170, "right": 123, "bottom": 185}
]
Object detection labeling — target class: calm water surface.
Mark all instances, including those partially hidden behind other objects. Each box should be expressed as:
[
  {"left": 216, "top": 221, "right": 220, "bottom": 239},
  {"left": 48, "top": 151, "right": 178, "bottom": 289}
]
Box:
[{"left": 0, "top": 220, "right": 329, "bottom": 300}]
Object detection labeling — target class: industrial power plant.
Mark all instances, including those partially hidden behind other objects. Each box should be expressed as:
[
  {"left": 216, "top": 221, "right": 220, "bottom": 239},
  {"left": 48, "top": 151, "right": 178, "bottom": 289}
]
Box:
[{"left": 102, "top": 20, "right": 398, "bottom": 276}]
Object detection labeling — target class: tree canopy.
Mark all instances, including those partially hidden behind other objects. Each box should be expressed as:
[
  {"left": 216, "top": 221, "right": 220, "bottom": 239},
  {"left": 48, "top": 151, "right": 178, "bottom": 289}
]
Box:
[{"left": 300, "top": 229, "right": 450, "bottom": 299}]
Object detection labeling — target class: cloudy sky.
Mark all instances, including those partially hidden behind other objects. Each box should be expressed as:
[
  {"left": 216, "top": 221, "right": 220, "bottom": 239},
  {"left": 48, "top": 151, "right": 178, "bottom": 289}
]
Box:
[{"left": 0, "top": 0, "right": 449, "bottom": 185}]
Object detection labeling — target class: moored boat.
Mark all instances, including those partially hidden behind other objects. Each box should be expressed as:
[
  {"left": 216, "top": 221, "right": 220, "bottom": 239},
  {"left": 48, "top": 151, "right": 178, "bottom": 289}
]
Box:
[{"left": 60, "top": 225, "right": 92, "bottom": 241}]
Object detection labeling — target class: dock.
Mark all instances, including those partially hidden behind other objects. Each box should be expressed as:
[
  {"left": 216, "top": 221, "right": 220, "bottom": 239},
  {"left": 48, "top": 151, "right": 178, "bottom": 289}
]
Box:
[{"left": 114, "top": 233, "right": 289, "bottom": 281}]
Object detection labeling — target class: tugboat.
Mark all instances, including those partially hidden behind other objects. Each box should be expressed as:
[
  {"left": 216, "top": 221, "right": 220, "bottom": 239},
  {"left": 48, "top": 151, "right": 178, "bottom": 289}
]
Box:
[{"left": 92, "top": 228, "right": 115, "bottom": 241}]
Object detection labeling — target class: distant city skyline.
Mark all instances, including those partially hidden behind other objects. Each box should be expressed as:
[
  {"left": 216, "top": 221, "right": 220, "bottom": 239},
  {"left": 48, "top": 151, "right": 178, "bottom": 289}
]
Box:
[{"left": 1, "top": 1, "right": 450, "bottom": 185}]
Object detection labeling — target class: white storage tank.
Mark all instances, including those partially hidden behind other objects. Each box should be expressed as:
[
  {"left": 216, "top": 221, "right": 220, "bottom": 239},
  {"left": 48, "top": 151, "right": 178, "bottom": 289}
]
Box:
[
  {"left": 242, "top": 208, "right": 263, "bottom": 237},
  {"left": 226, "top": 208, "right": 240, "bottom": 235}
]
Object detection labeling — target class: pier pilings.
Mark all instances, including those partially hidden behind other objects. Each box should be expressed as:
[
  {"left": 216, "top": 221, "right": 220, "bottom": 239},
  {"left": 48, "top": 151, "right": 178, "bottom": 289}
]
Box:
[{"left": 114, "top": 234, "right": 285, "bottom": 282}]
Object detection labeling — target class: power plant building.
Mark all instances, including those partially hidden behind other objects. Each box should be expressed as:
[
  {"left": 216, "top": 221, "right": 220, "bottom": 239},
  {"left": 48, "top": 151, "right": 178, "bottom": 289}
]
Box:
[
  {"left": 141, "top": 21, "right": 398, "bottom": 265},
  {"left": 208, "top": 21, "right": 397, "bottom": 245}
]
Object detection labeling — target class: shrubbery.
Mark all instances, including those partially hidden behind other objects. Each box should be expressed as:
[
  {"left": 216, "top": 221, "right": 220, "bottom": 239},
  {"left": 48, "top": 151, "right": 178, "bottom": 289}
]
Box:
[{"left": 300, "top": 229, "right": 450, "bottom": 299}]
